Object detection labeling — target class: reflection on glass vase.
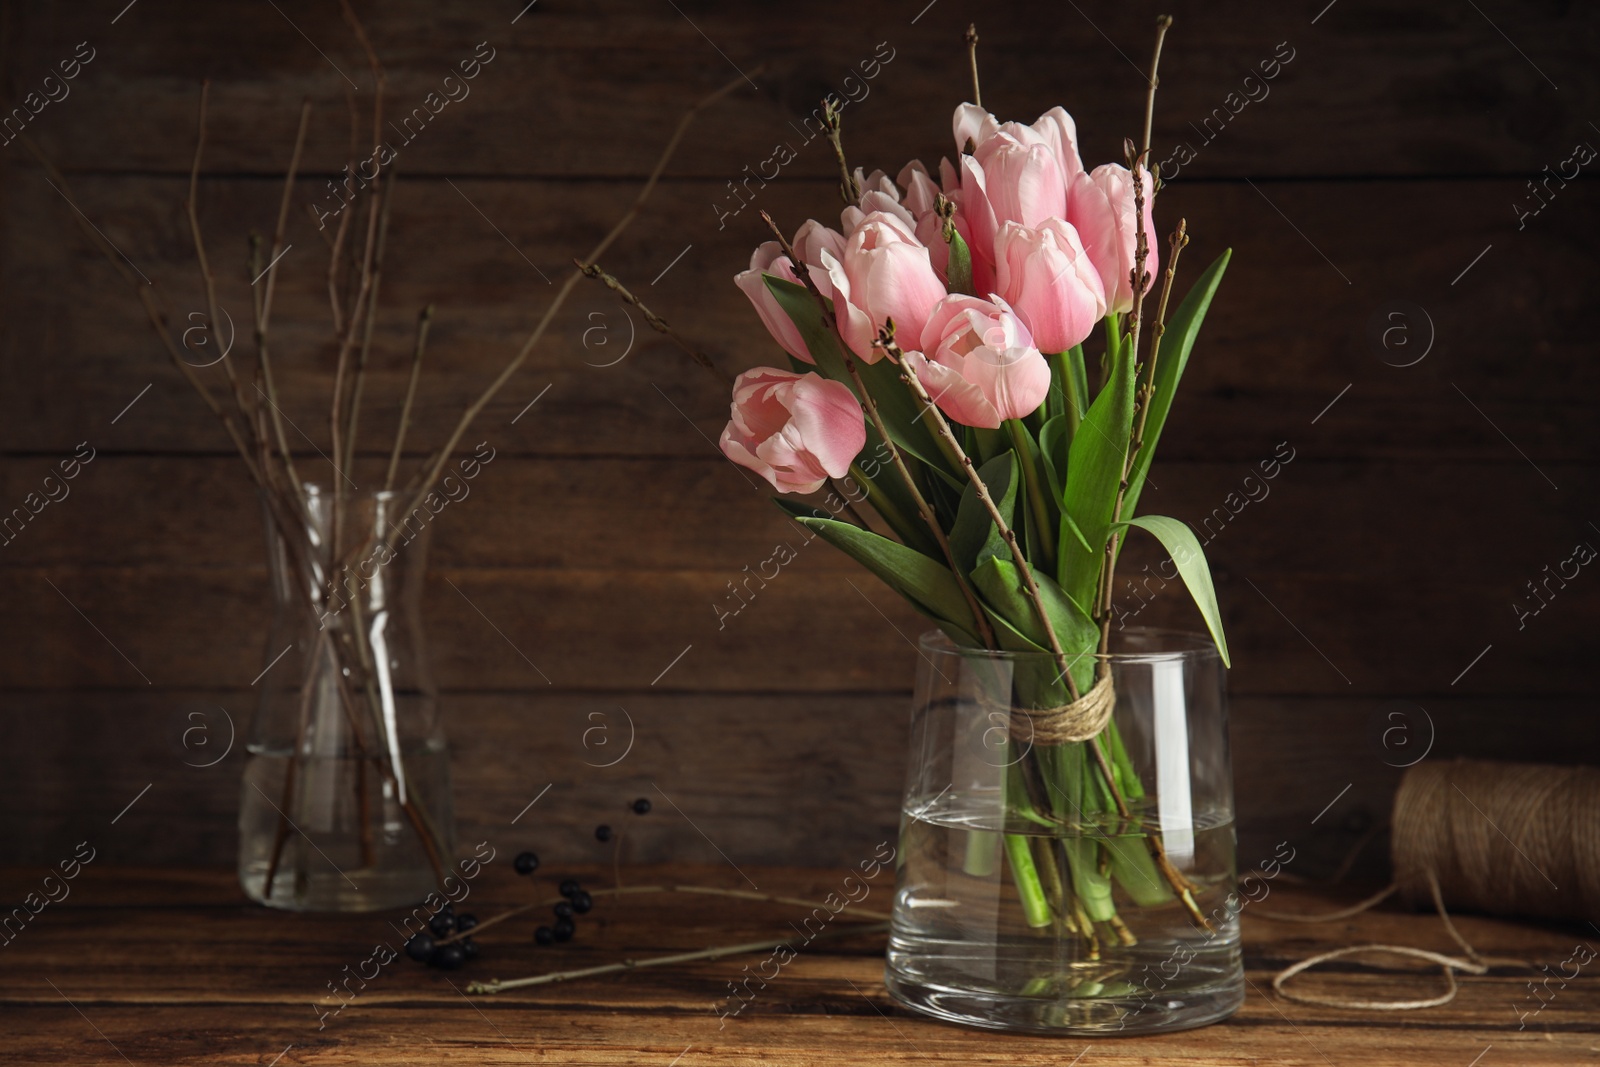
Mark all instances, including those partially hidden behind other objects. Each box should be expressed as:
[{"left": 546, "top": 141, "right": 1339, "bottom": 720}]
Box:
[
  {"left": 886, "top": 628, "right": 1243, "bottom": 1034},
  {"left": 239, "top": 484, "right": 454, "bottom": 912}
]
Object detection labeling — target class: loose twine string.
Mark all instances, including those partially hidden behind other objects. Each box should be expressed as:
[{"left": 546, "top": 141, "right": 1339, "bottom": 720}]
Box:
[{"left": 1268, "top": 759, "right": 1600, "bottom": 1010}]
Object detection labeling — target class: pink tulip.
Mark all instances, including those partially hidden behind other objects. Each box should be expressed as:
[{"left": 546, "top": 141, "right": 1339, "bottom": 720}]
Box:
[
  {"left": 972, "top": 133, "right": 1068, "bottom": 230},
  {"left": 818, "top": 211, "right": 949, "bottom": 361},
  {"left": 793, "top": 219, "right": 846, "bottom": 301},
  {"left": 736, "top": 242, "right": 814, "bottom": 363},
  {"left": 994, "top": 219, "right": 1107, "bottom": 354},
  {"left": 953, "top": 154, "right": 999, "bottom": 294},
  {"left": 719, "top": 368, "right": 866, "bottom": 494},
  {"left": 909, "top": 294, "right": 1051, "bottom": 428},
  {"left": 733, "top": 223, "right": 845, "bottom": 364},
  {"left": 953, "top": 103, "right": 1083, "bottom": 186},
  {"left": 1066, "top": 164, "right": 1159, "bottom": 314}
]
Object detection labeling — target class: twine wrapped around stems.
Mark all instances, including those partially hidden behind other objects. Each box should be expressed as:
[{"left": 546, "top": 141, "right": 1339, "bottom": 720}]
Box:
[{"left": 1006, "top": 672, "right": 1117, "bottom": 745}]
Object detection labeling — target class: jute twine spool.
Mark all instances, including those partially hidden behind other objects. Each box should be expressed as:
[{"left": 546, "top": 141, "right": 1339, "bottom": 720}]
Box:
[
  {"left": 1272, "top": 758, "right": 1600, "bottom": 1010},
  {"left": 1392, "top": 758, "right": 1600, "bottom": 922},
  {"left": 1005, "top": 671, "right": 1116, "bottom": 745}
]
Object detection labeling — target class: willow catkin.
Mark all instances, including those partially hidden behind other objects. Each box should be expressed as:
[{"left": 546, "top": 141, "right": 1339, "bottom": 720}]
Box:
[{"left": 1392, "top": 758, "right": 1600, "bottom": 924}]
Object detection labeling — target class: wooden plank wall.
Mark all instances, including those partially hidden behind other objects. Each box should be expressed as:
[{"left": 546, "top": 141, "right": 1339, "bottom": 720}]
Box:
[{"left": 1, "top": 0, "right": 1596, "bottom": 874}]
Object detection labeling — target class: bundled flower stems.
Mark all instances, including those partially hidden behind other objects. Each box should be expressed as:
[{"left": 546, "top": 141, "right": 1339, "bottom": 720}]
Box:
[
  {"left": 22, "top": 0, "right": 753, "bottom": 898},
  {"left": 592, "top": 19, "right": 1232, "bottom": 947}
]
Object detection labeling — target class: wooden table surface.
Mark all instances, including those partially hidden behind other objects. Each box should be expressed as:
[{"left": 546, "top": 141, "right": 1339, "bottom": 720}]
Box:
[{"left": 3, "top": 865, "right": 1594, "bottom": 1065}]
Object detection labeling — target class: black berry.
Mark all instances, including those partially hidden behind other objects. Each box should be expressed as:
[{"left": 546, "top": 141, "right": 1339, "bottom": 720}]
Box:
[
  {"left": 431, "top": 943, "right": 466, "bottom": 970},
  {"left": 405, "top": 933, "right": 435, "bottom": 962},
  {"left": 429, "top": 911, "right": 456, "bottom": 937},
  {"left": 456, "top": 914, "right": 478, "bottom": 932},
  {"left": 553, "top": 918, "right": 575, "bottom": 942},
  {"left": 632, "top": 797, "right": 652, "bottom": 815},
  {"left": 553, "top": 901, "right": 573, "bottom": 920},
  {"left": 460, "top": 937, "right": 480, "bottom": 960},
  {"left": 534, "top": 925, "right": 555, "bottom": 945},
  {"left": 514, "top": 851, "right": 540, "bottom": 875},
  {"left": 595, "top": 824, "right": 613, "bottom": 842},
  {"left": 571, "top": 890, "right": 593, "bottom": 914},
  {"left": 559, "top": 879, "right": 581, "bottom": 898}
]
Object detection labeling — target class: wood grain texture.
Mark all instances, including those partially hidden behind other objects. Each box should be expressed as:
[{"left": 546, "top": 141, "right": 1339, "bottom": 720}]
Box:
[
  {"left": 2, "top": 0, "right": 1598, "bottom": 871},
  {"left": 0, "top": 866, "right": 1594, "bottom": 1064},
  {"left": 6, "top": 0, "right": 1596, "bottom": 178},
  {"left": 1, "top": 688, "right": 1591, "bottom": 876}
]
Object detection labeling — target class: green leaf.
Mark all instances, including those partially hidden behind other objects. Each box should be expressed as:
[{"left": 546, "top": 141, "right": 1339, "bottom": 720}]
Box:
[
  {"left": 949, "top": 450, "right": 1017, "bottom": 573},
  {"left": 852, "top": 421, "right": 940, "bottom": 555},
  {"left": 763, "top": 276, "right": 955, "bottom": 481},
  {"left": 1112, "top": 514, "right": 1231, "bottom": 667},
  {"left": 945, "top": 226, "right": 973, "bottom": 296},
  {"left": 786, "top": 512, "right": 979, "bottom": 637},
  {"left": 1038, "top": 414, "right": 1070, "bottom": 502},
  {"left": 1124, "top": 250, "right": 1230, "bottom": 519},
  {"left": 1057, "top": 323, "right": 1135, "bottom": 612},
  {"left": 970, "top": 557, "right": 1098, "bottom": 695},
  {"left": 1058, "top": 510, "right": 1093, "bottom": 557}
]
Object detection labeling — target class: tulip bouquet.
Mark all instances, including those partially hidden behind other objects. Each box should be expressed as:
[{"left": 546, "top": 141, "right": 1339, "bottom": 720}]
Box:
[{"left": 717, "top": 32, "right": 1232, "bottom": 942}]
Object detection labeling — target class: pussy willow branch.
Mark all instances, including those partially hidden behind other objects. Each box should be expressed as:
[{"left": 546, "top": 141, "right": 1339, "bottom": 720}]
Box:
[
  {"left": 254, "top": 100, "right": 314, "bottom": 514},
  {"left": 393, "top": 69, "right": 761, "bottom": 532},
  {"left": 438, "top": 883, "right": 890, "bottom": 947},
  {"left": 187, "top": 80, "right": 257, "bottom": 446},
  {"left": 575, "top": 260, "right": 731, "bottom": 385},
  {"left": 1095, "top": 15, "right": 1171, "bottom": 647},
  {"left": 759, "top": 212, "right": 994, "bottom": 649},
  {"left": 821, "top": 98, "right": 860, "bottom": 205},
  {"left": 964, "top": 23, "right": 982, "bottom": 107},
  {"left": 469, "top": 919, "right": 890, "bottom": 995},
  {"left": 329, "top": 0, "right": 388, "bottom": 462},
  {"left": 1141, "top": 16, "right": 1173, "bottom": 163},
  {"left": 326, "top": 165, "right": 355, "bottom": 336},
  {"left": 1098, "top": 221, "right": 1188, "bottom": 639},
  {"left": 342, "top": 171, "right": 395, "bottom": 475},
  {"left": 385, "top": 305, "right": 433, "bottom": 493}
]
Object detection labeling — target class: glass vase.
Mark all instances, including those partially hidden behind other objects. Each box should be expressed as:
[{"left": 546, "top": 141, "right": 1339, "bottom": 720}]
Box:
[
  {"left": 238, "top": 484, "right": 455, "bottom": 911},
  {"left": 885, "top": 628, "right": 1242, "bottom": 1034}
]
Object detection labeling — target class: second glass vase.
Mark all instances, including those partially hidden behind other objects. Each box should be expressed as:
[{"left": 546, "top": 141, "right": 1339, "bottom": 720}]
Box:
[{"left": 238, "top": 484, "right": 455, "bottom": 911}]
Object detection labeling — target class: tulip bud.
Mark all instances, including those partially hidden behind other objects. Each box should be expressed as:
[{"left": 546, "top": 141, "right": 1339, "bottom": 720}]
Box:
[
  {"left": 819, "top": 212, "right": 949, "bottom": 362},
  {"left": 994, "top": 219, "right": 1107, "bottom": 354},
  {"left": 1066, "top": 164, "right": 1159, "bottom": 314}
]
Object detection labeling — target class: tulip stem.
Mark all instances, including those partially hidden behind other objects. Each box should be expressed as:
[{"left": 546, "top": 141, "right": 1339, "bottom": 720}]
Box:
[{"left": 1005, "top": 418, "right": 1056, "bottom": 572}]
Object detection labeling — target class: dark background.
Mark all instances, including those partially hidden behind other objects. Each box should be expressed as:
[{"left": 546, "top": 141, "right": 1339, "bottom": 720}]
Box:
[{"left": 1, "top": 0, "right": 1595, "bottom": 876}]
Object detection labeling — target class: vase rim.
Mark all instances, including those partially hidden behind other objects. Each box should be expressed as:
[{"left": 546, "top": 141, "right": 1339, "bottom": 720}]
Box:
[
  {"left": 297, "top": 482, "right": 406, "bottom": 502},
  {"left": 917, "top": 626, "right": 1223, "bottom": 665}
]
